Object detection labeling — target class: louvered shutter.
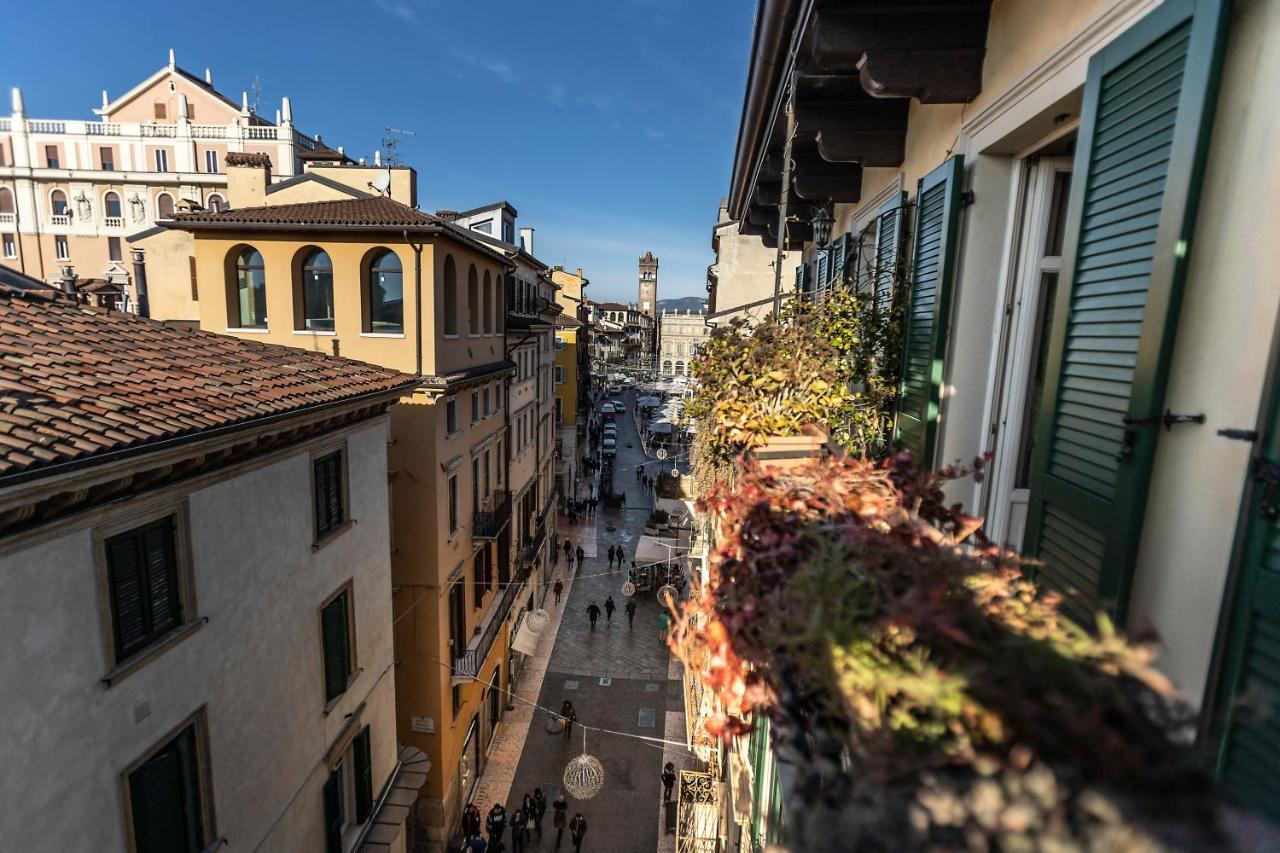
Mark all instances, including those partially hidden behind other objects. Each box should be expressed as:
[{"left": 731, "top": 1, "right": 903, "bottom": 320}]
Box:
[
  {"left": 873, "top": 192, "right": 908, "bottom": 320},
  {"left": 129, "top": 726, "right": 202, "bottom": 853},
  {"left": 108, "top": 535, "right": 148, "bottom": 659},
  {"left": 108, "top": 518, "right": 180, "bottom": 660},
  {"left": 815, "top": 250, "right": 830, "bottom": 294},
  {"left": 354, "top": 725, "right": 374, "bottom": 823},
  {"left": 323, "top": 768, "right": 343, "bottom": 853},
  {"left": 314, "top": 452, "right": 345, "bottom": 540},
  {"left": 142, "top": 521, "right": 181, "bottom": 637},
  {"left": 1022, "top": 0, "right": 1229, "bottom": 623},
  {"left": 894, "top": 158, "right": 965, "bottom": 465},
  {"left": 322, "top": 594, "right": 350, "bottom": 703},
  {"left": 830, "top": 234, "right": 850, "bottom": 287},
  {"left": 795, "top": 264, "right": 808, "bottom": 295}
]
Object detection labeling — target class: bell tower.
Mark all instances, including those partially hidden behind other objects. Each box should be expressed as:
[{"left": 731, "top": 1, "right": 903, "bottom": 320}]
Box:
[{"left": 638, "top": 251, "right": 658, "bottom": 318}]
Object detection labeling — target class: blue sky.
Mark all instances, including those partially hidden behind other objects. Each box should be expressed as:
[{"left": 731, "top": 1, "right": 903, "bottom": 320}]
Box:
[{"left": 2, "top": 0, "right": 753, "bottom": 303}]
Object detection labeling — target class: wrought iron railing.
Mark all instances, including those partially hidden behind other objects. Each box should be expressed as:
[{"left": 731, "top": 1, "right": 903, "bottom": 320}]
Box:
[
  {"left": 473, "top": 490, "right": 511, "bottom": 540},
  {"left": 676, "top": 770, "right": 720, "bottom": 853},
  {"left": 454, "top": 567, "right": 524, "bottom": 681}
]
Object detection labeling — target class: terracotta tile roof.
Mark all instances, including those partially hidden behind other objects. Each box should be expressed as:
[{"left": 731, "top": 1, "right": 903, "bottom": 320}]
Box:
[
  {"left": 170, "top": 197, "right": 442, "bottom": 228},
  {"left": 0, "top": 285, "right": 419, "bottom": 483},
  {"left": 225, "top": 151, "right": 272, "bottom": 168}
]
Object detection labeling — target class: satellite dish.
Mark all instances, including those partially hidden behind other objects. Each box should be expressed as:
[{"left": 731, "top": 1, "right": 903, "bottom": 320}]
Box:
[{"left": 371, "top": 169, "right": 392, "bottom": 195}]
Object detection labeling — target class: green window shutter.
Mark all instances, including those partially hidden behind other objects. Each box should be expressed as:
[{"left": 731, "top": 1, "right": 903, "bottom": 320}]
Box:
[
  {"left": 323, "top": 768, "right": 343, "bottom": 853},
  {"left": 873, "top": 191, "right": 908, "bottom": 320},
  {"left": 322, "top": 592, "right": 351, "bottom": 703},
  {"left": 830, "top": 234, "right": 850, "bottom": 286},
  {"left": 815, "top": 250, "right": 830, "bottom": 291},
  {"left": 1022, "top": 0, "right": 1230, "bottom": 624},
  {"left": 894, "top": 158, "right": 965, "bottom": 465},
  {"left": 354, "top": 725, "right": 374, "bottom": 823},
  {"left": 794, "top": 263, "right": 807, "bottom": 294},
  {"left": 129, "top": 725, "right": 202, "bottom": 853}
]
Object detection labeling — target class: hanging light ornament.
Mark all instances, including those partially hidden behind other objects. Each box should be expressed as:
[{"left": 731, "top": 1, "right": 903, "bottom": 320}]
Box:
[
  {"left": 564, "top": 731, "right": 605, "bottom": 799},
  {"left": 622, "top": 581, "right": 636, "bottom": 597},
  {"left": 657, "top": 584, "right": 678, "bottom": 608},
  {"left": 525, "top": 608, "right": 550, "bottom": 635}
]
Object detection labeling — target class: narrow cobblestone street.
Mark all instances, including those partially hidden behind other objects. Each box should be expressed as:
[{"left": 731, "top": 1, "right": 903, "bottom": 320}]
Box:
[{"left": 469, "top": 388, "right": 687, "bottom": 852}]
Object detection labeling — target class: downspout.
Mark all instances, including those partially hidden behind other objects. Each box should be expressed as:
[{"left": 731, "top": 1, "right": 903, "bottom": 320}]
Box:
[
  {"left": 772, "top": 71, "right": 796, "bottom": 317},
  {"left": 130, "top": 247, "right": 151, "bottom": 318},
  {"left": 403, "top": 230, "right": 424, "bottom": 376}
]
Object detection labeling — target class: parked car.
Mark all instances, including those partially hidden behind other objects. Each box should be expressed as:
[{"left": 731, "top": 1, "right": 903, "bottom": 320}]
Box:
[
  {"left": 612, "top": 400, "right": 627, "bottom": 412},
  {"left": 602, "top": 438, "right": 617, "bottom": 458}
]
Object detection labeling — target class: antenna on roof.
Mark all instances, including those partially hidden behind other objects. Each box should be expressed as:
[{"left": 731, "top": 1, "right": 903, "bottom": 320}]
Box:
[
  {"left": 382, "top": 126, "right": 416, "bottom": 167},
  {"left": 250, "top": 74, "right": 264, "bottom": 114}
]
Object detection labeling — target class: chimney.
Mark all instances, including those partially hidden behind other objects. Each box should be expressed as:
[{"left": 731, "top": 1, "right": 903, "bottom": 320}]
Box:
[
  {"left": 11, "top": 86, "right": 24, "bottom": 117},
  {"left": 204, "top": 67, "right": 213, "bottom": 85},
  {"left": 519, "top": 227, "right": 535, "bottom": 255},
  {"left": 224, "top": 152, "right": 272, "bottom": 208},
  {"left": 168, "top": 48, "right": 175, "bottom": 69},
  {"left": 280, "top": 96, "right": 293, "bottom": 125},
  {"left": 101, "top": 89, "right": 109, "bottom": 109},
  {"left": 131, "top": 248, "right": 151, "bottom": 318},
  {"left": 59, "top": 265, "right": 77, "bottom": 297},
  {"left": 576, "top": 267, "right": 583, "bottom": 280}
]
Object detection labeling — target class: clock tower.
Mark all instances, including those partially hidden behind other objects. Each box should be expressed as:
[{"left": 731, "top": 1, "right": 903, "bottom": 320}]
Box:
[{"left": 638, "top": 251, "right": 658, "bottom": 318}]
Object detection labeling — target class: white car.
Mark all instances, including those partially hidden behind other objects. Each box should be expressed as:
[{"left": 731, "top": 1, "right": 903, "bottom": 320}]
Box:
[{"left": 602, "top": 437, "right": 617, "bottom": 457}]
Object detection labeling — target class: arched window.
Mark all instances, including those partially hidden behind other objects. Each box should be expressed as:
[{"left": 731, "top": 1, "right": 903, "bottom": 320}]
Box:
[
  {"left": 662, "top": 360, "right": 673, "bottom": 374},
  {"left": 482, "top": 271, "right": 493, "bottom": 335},
  {"left": 103, "top": 192, "right": 122, "bottom": 219},
  {"left": 298, "top": 247, "right": 334, "bottom": 331},
  {"left": 467, "top": 264, "right": 479, "bottom": 335},
  {"left": 156, "top": 192, "right": 174, "bottom": 219},
  {"left": 442, "top": 255, "right": 459, "bottom": 336},
  {"left": 366, "top": 249, "right": 403, "bottom": 333},
  {"left": 0, "top": 188, "right": 14, "bottom": 215},
  {"left": 50, "top": 190, "right": 68, "bottom": 216},
  {"left": 206, "top": 193, "right": 226, "bottom": 213},
  {"left": 675, "top": 361, "right": 685, "bottom": 376},
  {"left": 230, "top": 247, "right": 267, "bottom": 328}
]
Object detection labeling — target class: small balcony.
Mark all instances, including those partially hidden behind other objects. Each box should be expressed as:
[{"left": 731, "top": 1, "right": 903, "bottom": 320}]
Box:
[
  {"left": 102, "top": 216, "right": 123, "bottom": 229},
  {"left": 50, "top": 214, "right": 70, "bottom": 227},
  {"left": 453, "top": 568, "right": 525, "bottom": 682},
  {"left": 472, "top": 490, "right": 511, "bottom": 540},
  {"left": 0, "top": 213, "right": 15, "bottom": 225}
]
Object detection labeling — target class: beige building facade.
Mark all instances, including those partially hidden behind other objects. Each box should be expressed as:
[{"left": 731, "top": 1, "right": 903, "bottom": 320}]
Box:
[
  {"left": 706, "top": 197, "right": 798, "bottom": 327},
  {"left": 0, "top": 276, "right": 420, "bottom": 853},
  {"left": 658, "top": 309, "right": 709, "bottom": 377}
]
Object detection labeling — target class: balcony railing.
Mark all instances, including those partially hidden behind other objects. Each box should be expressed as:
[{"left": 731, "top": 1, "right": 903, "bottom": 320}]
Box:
[
  {"left": 246, "top": 126, "right": 278, "bottom": 140},
  {"left": 140, "top": 123, "right": 176, "bottom": 138},
  {"left": 102, "top": 216, "right": 123, "bottom": 229},
  {"left": 28, "top": 120, "right": 65, "bottom": 133},
  {"left": 454, "top": 568, "right": 525, "bottom": 681},
  {"left": 473, "top": 490, "right": 511, "bottom": 540},
  {"left": 50, "top": 214, "right": 70, "bottom": 226},
  {"left": 86, "top": 122, "right": 121, "bottom": 136},
  {"left": 191, "top": 124, "right": 227, "bottom": 139},
  {"left": 0, "top": 213, "right": 15, "bottom": 225}
]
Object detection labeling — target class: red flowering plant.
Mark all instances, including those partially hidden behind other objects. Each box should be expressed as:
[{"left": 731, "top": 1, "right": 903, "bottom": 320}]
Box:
[{"left": 670, "top": 451, "right": 1244, "bottom": 849}]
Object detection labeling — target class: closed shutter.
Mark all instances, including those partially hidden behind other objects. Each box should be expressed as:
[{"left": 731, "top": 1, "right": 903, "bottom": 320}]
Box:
[
  {"left": 795, "top": 264, "right": 808, "bottom": 295},
  {"left": 1022, "top": 0, "right": 1229, "bottom": 623},
  {"left": 873, "top": 192, "right": 908, "bottom": 320},
  {"left": 107, "top": 517, "right": 180, "bottom": 660},
  {"left": 815, "top": 250, "right": 830, "bottom": 294},
  {"left": 894, "top": 158, "right": 965, "bottom": 465},
  {"left": 830, "top": 234, "right": 850, "bottom": 287},
  {"left": 323, "top": 768, "right": 343, "bottom": 853},
  {"left": 354, "top": 725, "right": 374, "bottom": 823},
  {"left": 322, "top": 593, "right": 350, "bottom": 703},
  {"left": 314, "top": 451, "right": 345, "bottom": 540},
  {"left": 129, "top": 726, "right": 202, "bottom": 853}
]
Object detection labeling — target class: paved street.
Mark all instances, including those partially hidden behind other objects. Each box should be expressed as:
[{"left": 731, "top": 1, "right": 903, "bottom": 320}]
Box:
[{"left": 473, "top": 388, "right": 685, "bottom": 853}]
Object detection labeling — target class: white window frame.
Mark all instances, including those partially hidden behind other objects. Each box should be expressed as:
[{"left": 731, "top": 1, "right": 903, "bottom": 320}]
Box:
[
  {"left": 154, "top": 149, "right": 169, "bottom": 172},
  {"left": 204, "top": 149, "right": 219, "bottom": 174},
  {"left": 445, "top": 397, "right": 459, "bottom": 437},
  {"left": 54, "top": 235, "right": 69, "bottom": 260}
]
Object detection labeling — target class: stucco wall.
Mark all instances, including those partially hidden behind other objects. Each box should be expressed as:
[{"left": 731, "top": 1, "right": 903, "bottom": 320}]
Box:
[{"left": 0, "top": 417, "right": 400, "bottom": 851}]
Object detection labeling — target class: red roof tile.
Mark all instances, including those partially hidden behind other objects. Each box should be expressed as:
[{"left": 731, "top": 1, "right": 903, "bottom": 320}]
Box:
[
  {"left": 0, "top": 285, "right": 419, "bottom": 483},
  {"left": 170, "top": 197, "right": 443, "bottom": 228}
]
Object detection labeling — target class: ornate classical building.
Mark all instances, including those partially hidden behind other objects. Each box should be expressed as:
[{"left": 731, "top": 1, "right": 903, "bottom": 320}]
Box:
[
  {"left": 0, "top": 49, "right": 331, "bottom": 299},
  {"left": 658, "top": 309, "right": 709, "bottom": 378}
]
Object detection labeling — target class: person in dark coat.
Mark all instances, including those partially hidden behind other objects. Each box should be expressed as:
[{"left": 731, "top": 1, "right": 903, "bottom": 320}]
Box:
[
  {"left": 576, "top": 545, "right": 585, "bottom": 566},
  {"left": 552, "top": 794, "right": 569, "bottom": 848},
  {"left": 662, "top": 762, "right": 677, "bottom": 802},
  {"left": 604, "top": 596, "right": 616, "bottom": 624},
  {"left": 569, "top": 813, "right": 588, "bottom": 852},
  {"left": 625, "top": 598, "right": 637, "bottom": 629},
  {"left": 464, "top": 802, "right": 483, "bottom": 839},
  {"left": 561, "top": 700, "right": 577, "bottom": 740},
  {"left": 587, "top": 601, "right": 601, "bottom": 629},
  {"left": 487, "top": 803, "right": 508, "bottom": 844},
  {"left": 468, "top": 835, "right": 487, "bottom": 852},
  {"left": 529, "top": 789, "right": 547, "bottom": 838},
  {"left": 553, "top": 578, "right": 564, "bottom": 605},
  {"left": 509, "top": 809, "right": 528, "bottom": 853}
]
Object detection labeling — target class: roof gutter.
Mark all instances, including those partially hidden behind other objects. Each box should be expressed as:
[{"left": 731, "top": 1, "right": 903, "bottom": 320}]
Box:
[{"left": 727, "top": 0, "right": 807, "bottom": 221}]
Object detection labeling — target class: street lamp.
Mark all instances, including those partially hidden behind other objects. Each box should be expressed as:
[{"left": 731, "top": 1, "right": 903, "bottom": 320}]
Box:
[{"left": 811, "top": 203, "right": 835, "bottom": 249}]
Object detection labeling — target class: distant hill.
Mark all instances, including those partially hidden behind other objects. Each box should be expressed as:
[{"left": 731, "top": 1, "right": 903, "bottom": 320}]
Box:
[{"left": 657, "top": 296, "right": 706, "bottom": 313}]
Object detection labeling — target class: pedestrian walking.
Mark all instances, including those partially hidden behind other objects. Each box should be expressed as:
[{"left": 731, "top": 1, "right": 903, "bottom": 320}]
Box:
[
  {"left": 510, "top": 809, "right": 528, "bottom": 853},
  {"left": 662, "top": 762, "right": 677, "bottom": 802},
  {"left": 569, "top": 813, "right": 588, "bottom": 852},
  {"left": 587, "top": 601, "right": 601, "bottom": 629},
  {"left": 566, "top": 550, "right": 575, "bottom": 571},
  {"left": 604, "top": 596, "right": 616, "bottom": 624},
  {"left": 576, "top": 545, "right": 585, "bottom": 566},
  {"left": 553, "top": 795, "right": 569, "bottom": 849},
  {"left": 659, "top": 610, "right": 671, "bottom": 643},
  {"left": 487, "top": 803, "right": 508, "bottom": 845},
  {"left": 464, "top": 802, "right": 483, "bottom": 840},
  {"left": 620, "top": 492, "right": 626, "bottom": 509},
  {"left": 625, "top": 598, "right": 636, "bottom": 628},
  {"left": 468, "top": 835, "right": 488, "bottom": 853},
  {"left": 553, "top": 578, "right": 564, "bottom": 605},
  {"left": 531, "top": 789, "right": 548, "bottom": 838},
  {"left": 561, "top": 700, "right": 577, "bottom": 740}
]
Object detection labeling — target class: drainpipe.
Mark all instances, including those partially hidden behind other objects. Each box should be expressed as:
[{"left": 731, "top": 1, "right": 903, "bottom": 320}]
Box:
[
  {"left": 403, "top": 230, "right": 424, "bottom": 376},
  {"left": 130, "top": 248, "right": 151, "bottom": 318},
  {"left": 772, "top": 71, "right": 796, "bottom": 317}
]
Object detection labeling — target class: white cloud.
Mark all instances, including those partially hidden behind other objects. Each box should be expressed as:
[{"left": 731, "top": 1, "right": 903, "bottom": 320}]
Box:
[
  {"left": 577, "top": 93, "right": 616, "bottom": 114},
  {"left": 373, "top": 0, "right": 418, "bottom": 22},
  {"left": 450, "top": 49, "right": 519, "bottom": 84},
  {"left": 644, "top": 127, "right": 665, "bottom": 141},
  {"left": 547, "top": 84, "right": 567, "bottom": 108}
]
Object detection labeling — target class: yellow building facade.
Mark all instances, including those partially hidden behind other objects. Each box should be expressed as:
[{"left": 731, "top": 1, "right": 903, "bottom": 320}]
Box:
[{"left": 161, "top": 158, "right": 525, "bottom": 850}]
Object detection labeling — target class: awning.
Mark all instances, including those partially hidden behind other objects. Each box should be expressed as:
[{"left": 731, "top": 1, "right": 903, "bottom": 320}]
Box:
[
  {"left": 648, "top": 422, "right": 673, "bottom": 434},
  {"left": 635, "top": 534, "right": 677, "bottom": 566}
]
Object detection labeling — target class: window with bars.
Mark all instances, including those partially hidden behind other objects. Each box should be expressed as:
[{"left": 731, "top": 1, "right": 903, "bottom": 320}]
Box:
[
  {"left": 321, "top": 587, "right": 354, "bottom": 704},
  {"left": 105, "top": 516, "right": 183, "bottom": 663},
  {"left": 313, "top": 450, "right": 346, "bottom": 542}
]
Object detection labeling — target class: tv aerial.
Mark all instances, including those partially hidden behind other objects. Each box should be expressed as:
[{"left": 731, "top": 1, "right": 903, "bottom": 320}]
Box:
[{"left": 382, "top": 125, "right": 416, "bottom": 167}]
